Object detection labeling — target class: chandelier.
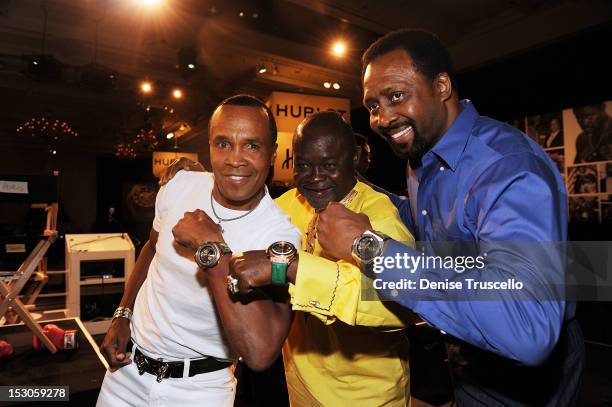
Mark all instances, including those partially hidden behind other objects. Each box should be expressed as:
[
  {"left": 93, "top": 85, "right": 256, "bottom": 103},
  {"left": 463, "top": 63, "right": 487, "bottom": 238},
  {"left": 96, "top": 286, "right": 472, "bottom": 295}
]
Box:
[
  {"left": 133, "top": 128, "right": 159, "bottom": 151},
  {"left": 16, "top": 116, "right": 79, "bottom": 139},
  {"left": 115, "top": 142, "right": 137, "bottom": 158},
  {"left": 114, "top": 127, "right": 160, "bottom": 158}
]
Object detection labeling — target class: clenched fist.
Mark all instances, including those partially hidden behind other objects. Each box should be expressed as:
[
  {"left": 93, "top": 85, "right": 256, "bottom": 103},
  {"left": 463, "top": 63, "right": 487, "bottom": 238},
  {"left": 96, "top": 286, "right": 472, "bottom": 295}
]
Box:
[
  {"left": 172, "top": 209, "right": 223, "bottom": 250},
  {"left": 228, "top": 250, "right": 275, "bottom": 295},
  {"left": 317, "top": 202, "right": 372, "bottom": 261}
]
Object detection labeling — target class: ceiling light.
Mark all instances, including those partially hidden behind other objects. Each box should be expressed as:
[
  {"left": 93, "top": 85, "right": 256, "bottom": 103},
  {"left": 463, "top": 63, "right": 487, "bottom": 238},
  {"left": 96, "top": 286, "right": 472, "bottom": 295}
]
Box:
[
  {"left": 141, "top": 81, "right": 152, "bottom": 93},
  {"left": 332, "top": 41, "right": 346, "bottom": 57},
  {"left": 239, "top": 11, "right": 244, "bottom": 17},
  {"left": 187, "top": 63, "right": 195, "bottom": 69},
  {"left": 173, "top": 88, "right": 183, "bottom": 99},
  {"left": 166, "top": 132, "right": 174, "bottom": 139},
  {"left": 323, "top": 82, "right": 331, "bottom": 89},
  {"left": 258, "top": 66, "right": 267, "bottom": 74},
  {"left": 332, "top": 82, "right": 340, "bottom": 90}
]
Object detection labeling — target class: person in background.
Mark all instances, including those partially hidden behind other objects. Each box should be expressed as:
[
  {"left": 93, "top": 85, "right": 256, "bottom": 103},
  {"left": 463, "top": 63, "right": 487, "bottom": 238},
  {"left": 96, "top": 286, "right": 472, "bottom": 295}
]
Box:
[{"left": 354, "top": 132, "right": 372, "bottom": 177}]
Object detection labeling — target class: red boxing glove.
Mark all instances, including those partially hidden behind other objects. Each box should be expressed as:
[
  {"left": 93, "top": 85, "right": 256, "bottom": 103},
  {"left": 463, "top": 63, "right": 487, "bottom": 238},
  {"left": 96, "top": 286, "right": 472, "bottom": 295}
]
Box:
[
  {"left": 33, "top": 324, "right": 79, "bottom": 351},
  {"left": 0, "top": 340, "right": 14, "bottom": 359}
]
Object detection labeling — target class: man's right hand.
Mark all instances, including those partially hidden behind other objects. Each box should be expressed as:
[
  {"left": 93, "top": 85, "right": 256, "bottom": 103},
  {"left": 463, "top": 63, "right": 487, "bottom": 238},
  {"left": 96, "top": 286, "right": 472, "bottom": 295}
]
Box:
[
  {"left": 100, "top": 318, "right": 132, "bottom": 370},
  {"left": 159, "top": 157, "right": 206, "bottom": 186}
]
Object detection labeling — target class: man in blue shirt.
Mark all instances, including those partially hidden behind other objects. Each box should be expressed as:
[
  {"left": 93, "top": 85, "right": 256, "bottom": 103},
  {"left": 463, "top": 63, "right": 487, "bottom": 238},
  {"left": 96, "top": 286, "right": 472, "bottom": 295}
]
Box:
[{"left": 317, "top": 29, "right": 584, "bottom": 406}]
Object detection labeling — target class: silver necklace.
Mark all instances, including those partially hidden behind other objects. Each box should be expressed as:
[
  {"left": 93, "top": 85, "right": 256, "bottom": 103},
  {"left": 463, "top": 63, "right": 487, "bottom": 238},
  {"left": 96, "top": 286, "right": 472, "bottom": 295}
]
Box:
[{"left": 209, "top": 193, "right": 261, "bottom": 232}]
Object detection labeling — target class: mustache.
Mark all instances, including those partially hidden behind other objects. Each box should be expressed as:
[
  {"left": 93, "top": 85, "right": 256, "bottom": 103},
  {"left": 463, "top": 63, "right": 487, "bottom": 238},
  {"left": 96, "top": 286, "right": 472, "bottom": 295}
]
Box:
[{"left": 380, "top": 119, "right": 417, "bottom": 136}]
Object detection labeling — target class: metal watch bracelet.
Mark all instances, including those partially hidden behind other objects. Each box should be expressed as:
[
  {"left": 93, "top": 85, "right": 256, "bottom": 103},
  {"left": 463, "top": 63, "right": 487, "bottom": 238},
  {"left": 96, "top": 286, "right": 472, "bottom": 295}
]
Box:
[{"left": 112, "top": 306, "right": 133, "bottom": 321}]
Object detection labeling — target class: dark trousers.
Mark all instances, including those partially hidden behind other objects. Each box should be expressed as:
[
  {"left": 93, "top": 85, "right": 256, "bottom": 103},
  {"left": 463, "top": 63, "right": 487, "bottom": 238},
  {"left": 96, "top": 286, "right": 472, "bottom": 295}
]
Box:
[{"left": 450, "top": 319, "right": 585, "bottom": 407}]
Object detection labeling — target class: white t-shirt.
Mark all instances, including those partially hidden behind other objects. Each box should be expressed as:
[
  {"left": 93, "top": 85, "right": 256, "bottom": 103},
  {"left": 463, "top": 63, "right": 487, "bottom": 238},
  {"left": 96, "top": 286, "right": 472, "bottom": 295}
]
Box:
[{"left": 131, "top": 171, "right": 301, "bottom": 360}]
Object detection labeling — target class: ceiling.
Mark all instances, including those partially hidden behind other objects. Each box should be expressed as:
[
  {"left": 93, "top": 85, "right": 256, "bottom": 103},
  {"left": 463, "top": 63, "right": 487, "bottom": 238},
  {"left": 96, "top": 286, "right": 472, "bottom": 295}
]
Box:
[{"left": 0, "top": 0, "right": 610, "bottom": 156}]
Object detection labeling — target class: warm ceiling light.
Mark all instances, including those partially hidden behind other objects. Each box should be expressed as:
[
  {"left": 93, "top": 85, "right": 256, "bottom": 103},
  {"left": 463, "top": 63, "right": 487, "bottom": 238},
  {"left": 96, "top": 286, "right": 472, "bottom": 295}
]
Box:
[
  {"left": 187, "top": 63, "right": 195, "bottom": 69},
  {"left": 258, "top": 66, "right": 267, "bottom": 74},
  {"left": 332, "top": 41, "right": 346, "bottom": 57},
  {"left": 141, "top": 81, "right": 152, "bottom": 93},
  {"left": 332, "top": 82, "right": 340, "bottom": 90},
  {"left": 166, "top": 132, "right": 174, "bottom": 139},
  {"left": 173, "top": 88, "right": 183, "bottom": 99},
  {"left": 323, "top": 82, "right": 331, "bottom": 88}
]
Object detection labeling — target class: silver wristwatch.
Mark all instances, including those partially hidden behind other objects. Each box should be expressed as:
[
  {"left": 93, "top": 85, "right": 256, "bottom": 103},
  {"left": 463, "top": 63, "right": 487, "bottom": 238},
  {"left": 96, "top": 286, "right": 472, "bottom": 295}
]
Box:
[
  {"left": 351, "top": 230, "right": 390, "bottom": 265},
  {"left": 194, "top": 242, "right": 232, "bottom": 269}
]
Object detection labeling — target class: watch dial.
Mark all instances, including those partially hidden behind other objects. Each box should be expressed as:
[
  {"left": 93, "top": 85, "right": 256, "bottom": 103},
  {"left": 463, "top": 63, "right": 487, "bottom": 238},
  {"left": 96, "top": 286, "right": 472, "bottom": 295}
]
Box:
[
  {"left": 272, "top": 241, "right": 295, "bottom": 255},
  {"left": 201, "top": 246, "right": 216, "bottom": 265},
  {"left": 357, "top": 236, "right": 378, "bottom": 261}
]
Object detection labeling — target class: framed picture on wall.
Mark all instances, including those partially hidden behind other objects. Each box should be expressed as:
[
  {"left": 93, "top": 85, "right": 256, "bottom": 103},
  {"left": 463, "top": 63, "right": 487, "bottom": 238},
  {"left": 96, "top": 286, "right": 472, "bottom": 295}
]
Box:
[{"left": 563, "top": 100, "right": 612, "bottom": 165}]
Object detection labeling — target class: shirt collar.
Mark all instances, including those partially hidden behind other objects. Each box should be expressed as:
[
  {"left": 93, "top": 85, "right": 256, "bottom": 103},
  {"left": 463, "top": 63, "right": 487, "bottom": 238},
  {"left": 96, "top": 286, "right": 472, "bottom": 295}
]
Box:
[{"left": 429, "top": 99, "right": 478, "bottom": 171}]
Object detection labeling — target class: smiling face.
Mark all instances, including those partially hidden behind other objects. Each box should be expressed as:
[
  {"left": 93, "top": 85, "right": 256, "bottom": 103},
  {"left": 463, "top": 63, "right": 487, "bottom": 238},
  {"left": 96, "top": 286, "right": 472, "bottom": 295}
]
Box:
[
  {"left": 209, "top": 104, "right": 276, "bottom": 210},
  {"left": 293, "top": 116, "right": 357, "bottom": 210},
  {"left": 363, "top": 48, "right": 450, "bottom": 162}
]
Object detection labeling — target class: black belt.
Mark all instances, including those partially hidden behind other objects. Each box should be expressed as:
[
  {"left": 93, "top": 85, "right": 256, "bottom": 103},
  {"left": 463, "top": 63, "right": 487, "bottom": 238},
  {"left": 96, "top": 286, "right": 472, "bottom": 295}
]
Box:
[{"left": 133, "top": 347, "right": 233, "bottom": 382}]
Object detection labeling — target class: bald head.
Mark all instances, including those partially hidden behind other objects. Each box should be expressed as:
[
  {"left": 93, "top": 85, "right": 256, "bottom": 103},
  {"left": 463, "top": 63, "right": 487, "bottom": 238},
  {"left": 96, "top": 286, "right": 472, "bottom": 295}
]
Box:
[{"left": 294, "top": 111, "right": 356, "bottom": 153}]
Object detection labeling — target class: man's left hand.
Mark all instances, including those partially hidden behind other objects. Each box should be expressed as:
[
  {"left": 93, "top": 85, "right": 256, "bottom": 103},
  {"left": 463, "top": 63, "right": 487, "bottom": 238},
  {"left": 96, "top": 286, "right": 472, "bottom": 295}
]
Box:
[
  {"left": 172, "top": 209, "right": 223, "bottom": 250},
  {"left": 318, "top": 202, "right": 372, "bottom": 261},
  {"left": 229, "top": 251, "right": 273, "bottom": 294}
]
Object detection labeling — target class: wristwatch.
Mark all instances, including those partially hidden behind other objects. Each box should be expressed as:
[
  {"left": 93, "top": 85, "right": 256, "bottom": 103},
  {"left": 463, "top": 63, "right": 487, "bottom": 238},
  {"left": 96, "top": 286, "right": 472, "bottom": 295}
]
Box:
[
  {"left": 267, "top": 241, "right": 297, "bottom": 285},
  {"left": 351, "top": 230, "right": 390, "bottom": 265},
  {"left": 194, "top": 242, "right": 232, "bottom": 269}
]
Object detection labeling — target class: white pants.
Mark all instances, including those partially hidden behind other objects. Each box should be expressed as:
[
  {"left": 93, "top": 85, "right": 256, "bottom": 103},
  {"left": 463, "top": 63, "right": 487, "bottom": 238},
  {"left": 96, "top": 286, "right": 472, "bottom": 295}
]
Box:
[{"left": 96, "top": 352, "right": 236, "bottom": 407}]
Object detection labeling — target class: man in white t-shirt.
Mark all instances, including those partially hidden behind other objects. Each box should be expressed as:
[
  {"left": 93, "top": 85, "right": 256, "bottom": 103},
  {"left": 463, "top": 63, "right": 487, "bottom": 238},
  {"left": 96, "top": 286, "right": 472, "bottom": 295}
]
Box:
[{"left": 97, "top": 95, "right": 301, "bottom": 406}]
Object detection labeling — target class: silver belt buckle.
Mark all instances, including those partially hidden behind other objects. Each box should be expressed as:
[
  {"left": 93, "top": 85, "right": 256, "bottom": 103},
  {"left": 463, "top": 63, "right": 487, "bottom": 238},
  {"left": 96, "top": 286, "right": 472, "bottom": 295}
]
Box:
[{"left": 156, "top": 360, "right": 169, "bottom": 382}]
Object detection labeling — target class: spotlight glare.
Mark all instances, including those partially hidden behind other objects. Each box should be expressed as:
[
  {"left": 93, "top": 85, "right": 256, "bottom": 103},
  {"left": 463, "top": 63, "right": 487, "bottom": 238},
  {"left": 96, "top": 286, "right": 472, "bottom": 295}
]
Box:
[
  {"left": 142, "top": 0, "right": 163, "bottom": 6},
  {"left": 323, "top": 82, "right": 331, "bottom": 89},
  {"left": 141, "top": 81, "right": 152, "bottom": 93},
  {"left": 166, "top": 132, "right": 174, "bottom": 139},
  {"left": 332, "top": 82, "right": 340, "bottom": 90},
  {"left": 332, "top": 41, "right": 346, "bottom": 57},
  {"left": 187, "top": 63, "right": 195, "bottom": 69},
  {"left": 173, "top": 89, "right": 183, "bottom": 99},
  {"left": 258, "top": 66, "right": 267, "bottom": 74}
]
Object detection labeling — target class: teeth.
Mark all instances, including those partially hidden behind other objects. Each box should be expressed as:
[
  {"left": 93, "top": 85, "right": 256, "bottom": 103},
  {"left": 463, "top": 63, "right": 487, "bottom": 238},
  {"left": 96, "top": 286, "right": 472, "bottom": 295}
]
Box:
[
  {"left": 391, "top": 126, "right": 413, "bottom": 140},
  {"left": 229, "top": 176, "right": 245, "bottom": 180}
]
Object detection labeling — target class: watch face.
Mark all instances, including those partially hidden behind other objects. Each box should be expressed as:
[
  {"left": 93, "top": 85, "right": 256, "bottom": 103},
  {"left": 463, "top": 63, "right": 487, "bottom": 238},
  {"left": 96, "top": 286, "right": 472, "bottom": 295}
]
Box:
[
  {"left": 270, "top": 241, "right": 296, "bottom": 256},
  {"left": 356, "top": 235, "right": 380, "bottom": 262},
  {"left": 197, "top": 244, "right": 219, "bottom": 268}
]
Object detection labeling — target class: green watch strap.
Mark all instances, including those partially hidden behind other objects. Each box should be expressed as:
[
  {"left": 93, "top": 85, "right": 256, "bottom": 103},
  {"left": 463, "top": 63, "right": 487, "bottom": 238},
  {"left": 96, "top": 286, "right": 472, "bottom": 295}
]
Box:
[
  {"left": 271, "top": 262, "right": 287, "bottom": 285},
  {"left": 219, "top": 242, "right": 232, "bottom": 254}
]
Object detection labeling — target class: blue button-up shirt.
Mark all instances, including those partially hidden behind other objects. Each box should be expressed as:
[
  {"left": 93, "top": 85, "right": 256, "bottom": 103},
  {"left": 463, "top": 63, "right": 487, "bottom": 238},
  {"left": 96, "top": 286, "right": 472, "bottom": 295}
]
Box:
[{"left": 378, "top": 100, "right": 570, "bottom": 366}]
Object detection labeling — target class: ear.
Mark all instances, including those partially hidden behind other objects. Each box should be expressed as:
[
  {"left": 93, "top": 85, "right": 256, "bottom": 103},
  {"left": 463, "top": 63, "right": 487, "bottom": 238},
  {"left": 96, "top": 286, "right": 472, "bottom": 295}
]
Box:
[
  {"left": 270, "top": 143, "right": 278, "bottom": 166},
  {"left": 435, "top": 72, "right": 453, "bottom": 102}
]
